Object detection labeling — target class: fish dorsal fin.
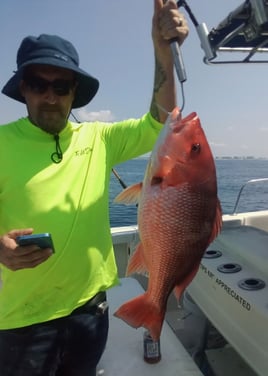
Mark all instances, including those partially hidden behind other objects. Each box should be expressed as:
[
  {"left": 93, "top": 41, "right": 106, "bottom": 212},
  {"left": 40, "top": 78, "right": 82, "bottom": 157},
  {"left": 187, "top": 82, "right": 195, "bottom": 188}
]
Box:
[{"left": 114, "top": 182, "right": 143, "bottom": 205}]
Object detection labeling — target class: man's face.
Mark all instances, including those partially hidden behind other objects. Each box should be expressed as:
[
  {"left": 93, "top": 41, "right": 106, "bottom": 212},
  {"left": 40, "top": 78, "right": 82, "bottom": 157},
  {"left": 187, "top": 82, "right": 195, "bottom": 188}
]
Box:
[{"left": 20, "top": 64, "right": 77, "bottom": 134}]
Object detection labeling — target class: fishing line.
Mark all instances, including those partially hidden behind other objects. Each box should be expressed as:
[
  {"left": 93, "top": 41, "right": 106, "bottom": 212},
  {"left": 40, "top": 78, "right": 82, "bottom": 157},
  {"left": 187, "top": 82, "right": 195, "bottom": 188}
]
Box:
[
  {"left": 175, "top": 0, "right": 208, "bottom": 112},
  {"left": 177, "top": 0, "right": 199, "bottom": 27},
  {"left": 70, "top": 111, "right": 80, "bottom": 123},
  {"left": 156, "top": 103, "right": 170, "bottom": 116}
]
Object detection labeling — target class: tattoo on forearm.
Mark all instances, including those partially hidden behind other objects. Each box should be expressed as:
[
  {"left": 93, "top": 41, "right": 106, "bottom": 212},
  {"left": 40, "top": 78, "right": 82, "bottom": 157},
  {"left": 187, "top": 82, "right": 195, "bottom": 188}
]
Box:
[
  {"left": 154, "top": 58, "right": 167, "bottom": 93},
  {"left": 150, "top": 95, "right": 160, "bottom": 121},
  {"left": 150, "top": 58, "right": 167, "bottom": 121}
]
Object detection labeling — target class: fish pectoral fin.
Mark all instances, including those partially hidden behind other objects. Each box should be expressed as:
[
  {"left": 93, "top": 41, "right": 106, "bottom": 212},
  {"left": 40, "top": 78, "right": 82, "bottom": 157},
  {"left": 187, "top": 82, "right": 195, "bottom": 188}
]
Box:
[
  {"left": 114, "top": 182, "right": 143, "bottom": 205},
  {"left": 126, "top": 242, "right": 148, "bottom": 276},
  {"left": 208, "top": 198, "right": 222, "bottom": 244}
]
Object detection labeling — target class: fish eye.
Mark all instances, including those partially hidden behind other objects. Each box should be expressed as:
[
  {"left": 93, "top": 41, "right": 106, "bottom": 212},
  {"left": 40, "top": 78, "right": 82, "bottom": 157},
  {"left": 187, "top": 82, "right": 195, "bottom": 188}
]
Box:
[
  {"left": 151, "top": 176, "right": 163, "bottom": 185},
  {"left": 191, "top": 143, "right": 201, "bottom": 153}
]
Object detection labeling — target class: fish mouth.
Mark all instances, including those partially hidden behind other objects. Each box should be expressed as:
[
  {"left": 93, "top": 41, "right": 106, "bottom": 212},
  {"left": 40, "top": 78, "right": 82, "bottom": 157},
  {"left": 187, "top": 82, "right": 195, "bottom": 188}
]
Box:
[{"left": 171, "top": 112, "right": 197, "bottom": 135}]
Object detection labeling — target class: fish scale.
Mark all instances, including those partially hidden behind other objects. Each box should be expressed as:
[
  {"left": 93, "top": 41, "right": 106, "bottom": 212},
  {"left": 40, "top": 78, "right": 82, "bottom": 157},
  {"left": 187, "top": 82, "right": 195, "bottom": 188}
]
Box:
[{"left": 114, "top": 107, "right": 222, "bottom": 341}]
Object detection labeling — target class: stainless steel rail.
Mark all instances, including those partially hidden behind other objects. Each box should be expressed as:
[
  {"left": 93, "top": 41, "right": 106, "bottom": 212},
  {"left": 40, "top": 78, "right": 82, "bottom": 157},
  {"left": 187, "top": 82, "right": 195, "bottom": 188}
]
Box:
[{"left": 232, "top": 177, "right": 268, "bottom": 214}]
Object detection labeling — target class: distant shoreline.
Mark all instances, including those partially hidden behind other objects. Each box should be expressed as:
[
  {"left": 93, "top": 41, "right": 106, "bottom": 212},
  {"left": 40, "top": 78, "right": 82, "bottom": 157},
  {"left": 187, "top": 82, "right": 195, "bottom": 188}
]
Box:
[
  {"left": 138, "top": 155, "right": 268, "bottom": 161},
  {"left": 215, "top": 156, "right": 268, "bottom": 160}
]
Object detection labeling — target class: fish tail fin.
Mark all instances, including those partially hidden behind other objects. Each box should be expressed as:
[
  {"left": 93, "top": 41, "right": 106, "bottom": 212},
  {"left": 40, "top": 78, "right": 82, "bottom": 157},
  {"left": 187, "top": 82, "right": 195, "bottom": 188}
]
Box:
[
  {"left": 114, "top": 182, "right": 143, "bottom": 205},
  {"left": 114, "top": 293, "right": 164, "bottom": 341}
]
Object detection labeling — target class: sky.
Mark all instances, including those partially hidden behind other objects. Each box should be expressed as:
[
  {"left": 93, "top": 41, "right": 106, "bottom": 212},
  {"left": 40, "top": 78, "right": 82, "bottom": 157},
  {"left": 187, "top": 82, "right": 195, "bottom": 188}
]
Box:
[{"left": 1, "top": 0, "right": 268, "bottom": 157}]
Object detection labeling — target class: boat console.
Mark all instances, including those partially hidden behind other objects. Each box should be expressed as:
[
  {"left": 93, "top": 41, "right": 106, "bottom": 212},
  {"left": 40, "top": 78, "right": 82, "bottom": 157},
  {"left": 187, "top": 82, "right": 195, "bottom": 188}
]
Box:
[
  {"left": 187, "top": 212, "right": 268, "bottom": 376},
  {"left": 185, "top": 179, "right": 268, "bottom": 375}
]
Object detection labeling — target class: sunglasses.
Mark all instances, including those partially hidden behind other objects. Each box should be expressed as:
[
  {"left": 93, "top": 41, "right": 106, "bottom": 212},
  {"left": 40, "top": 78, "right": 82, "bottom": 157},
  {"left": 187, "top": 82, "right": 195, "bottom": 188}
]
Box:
[{"left": 23, "top": 75, "right": 76, "bottom": 96}]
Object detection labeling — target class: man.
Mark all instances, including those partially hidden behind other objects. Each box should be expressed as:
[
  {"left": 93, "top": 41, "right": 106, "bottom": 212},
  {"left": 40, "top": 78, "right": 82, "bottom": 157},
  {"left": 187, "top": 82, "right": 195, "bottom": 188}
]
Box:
[{"left": 0, "top": 0, "right": 188, "bottom": 375}]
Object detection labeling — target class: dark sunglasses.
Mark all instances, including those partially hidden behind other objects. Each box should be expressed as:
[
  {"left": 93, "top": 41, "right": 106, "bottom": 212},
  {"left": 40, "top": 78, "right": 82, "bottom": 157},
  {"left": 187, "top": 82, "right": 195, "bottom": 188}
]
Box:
[{"left": 23, "top": 75, "right": 76, "bottom": 96}]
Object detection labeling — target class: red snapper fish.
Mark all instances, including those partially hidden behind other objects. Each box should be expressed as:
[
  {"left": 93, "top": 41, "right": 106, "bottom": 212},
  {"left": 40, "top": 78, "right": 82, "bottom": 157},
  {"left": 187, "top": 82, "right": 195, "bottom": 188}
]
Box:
[{"left": 114, "top": 107, "right": 222, "bottom": 341}]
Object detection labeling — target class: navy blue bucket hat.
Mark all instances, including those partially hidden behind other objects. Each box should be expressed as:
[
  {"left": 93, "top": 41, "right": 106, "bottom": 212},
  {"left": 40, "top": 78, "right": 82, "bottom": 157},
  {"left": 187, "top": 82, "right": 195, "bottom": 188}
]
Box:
[{"left": 1, "top": 34, "right": 99, "bottom": 108}]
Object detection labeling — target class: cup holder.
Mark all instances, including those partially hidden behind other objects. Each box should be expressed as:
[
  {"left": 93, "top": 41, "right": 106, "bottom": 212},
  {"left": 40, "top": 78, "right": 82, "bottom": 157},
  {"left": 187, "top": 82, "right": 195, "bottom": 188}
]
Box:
[
  {"left": 217, "top": 263, "right": 242, "bottom": 273},
  {"left": 203, "top": 249, "right": 222, "bottom": 259},
  {"left": 238, "top": 278, "right": 266, "bottom": 291}
]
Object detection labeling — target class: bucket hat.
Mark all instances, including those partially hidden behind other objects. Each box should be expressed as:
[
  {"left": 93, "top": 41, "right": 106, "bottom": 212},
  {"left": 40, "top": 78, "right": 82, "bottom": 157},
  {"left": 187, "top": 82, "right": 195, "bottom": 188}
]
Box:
[{"left": 1, "top": 34, "right": 99, "bottom": 108}]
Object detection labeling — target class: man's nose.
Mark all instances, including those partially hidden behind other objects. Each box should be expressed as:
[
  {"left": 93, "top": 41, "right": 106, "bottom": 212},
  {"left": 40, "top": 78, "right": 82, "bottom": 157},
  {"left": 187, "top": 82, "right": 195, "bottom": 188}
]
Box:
[{"left": 44, "top": 86, "right": 57, "bottom": 104}]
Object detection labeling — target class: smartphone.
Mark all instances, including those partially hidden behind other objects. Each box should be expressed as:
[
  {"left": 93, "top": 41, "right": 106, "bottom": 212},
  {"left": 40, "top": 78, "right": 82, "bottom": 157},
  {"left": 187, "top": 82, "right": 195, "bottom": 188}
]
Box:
[{"left": 16, "top": 233, "right": 55, "bottom": 253}]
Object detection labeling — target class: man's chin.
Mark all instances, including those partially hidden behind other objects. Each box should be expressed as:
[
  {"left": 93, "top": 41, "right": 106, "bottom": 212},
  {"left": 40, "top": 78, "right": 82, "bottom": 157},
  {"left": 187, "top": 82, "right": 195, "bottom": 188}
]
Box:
[{"left": 38, "top": 116, "right": 66, "bottom": 134}]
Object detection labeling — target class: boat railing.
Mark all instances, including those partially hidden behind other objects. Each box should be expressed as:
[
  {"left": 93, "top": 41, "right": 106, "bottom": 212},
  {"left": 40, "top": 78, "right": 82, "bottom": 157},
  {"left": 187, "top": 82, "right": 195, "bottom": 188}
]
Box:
[{"left": 232, "top": 178, "right": 268, "bottom": 214}]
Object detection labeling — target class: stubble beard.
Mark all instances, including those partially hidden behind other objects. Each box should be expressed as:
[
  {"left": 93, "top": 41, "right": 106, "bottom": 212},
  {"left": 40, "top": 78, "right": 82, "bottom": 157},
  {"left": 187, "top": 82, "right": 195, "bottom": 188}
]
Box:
[{"left": 30, "top": 106, "right": 69, "bottom": 134}]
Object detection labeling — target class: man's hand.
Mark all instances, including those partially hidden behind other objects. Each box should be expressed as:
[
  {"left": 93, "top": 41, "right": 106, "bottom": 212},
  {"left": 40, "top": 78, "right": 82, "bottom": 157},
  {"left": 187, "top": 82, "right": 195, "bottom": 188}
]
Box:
[
  {"left": 0, "top": 228, "right": 53, "bottom": 271},
  {"left": 152, "top": 0, "right": 189, "bottom": 57}
]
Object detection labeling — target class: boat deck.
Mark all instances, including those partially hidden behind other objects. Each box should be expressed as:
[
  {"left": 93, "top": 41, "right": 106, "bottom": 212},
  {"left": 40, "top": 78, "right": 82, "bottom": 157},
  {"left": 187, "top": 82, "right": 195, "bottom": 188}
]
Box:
[{"left": 98, "top": 278, "right": 203, "bottom": 375}]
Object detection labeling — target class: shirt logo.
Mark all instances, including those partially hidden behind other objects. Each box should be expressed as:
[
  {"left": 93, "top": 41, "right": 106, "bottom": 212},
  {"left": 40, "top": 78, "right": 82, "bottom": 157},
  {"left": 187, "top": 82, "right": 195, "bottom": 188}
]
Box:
[{"left": 74, "top": 147, "right": 92, "bottom": 156}]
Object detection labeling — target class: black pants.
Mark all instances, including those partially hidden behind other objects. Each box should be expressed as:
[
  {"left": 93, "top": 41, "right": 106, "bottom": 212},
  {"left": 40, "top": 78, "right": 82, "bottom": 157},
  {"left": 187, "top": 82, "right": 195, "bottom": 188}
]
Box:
[{"left": 0, "top": 292, "right": 109, "bottom": 376}]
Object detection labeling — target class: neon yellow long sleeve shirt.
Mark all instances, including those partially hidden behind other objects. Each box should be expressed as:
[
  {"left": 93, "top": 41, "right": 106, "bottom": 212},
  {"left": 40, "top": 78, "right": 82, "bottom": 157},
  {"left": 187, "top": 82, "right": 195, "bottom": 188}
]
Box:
[{"left": 0, "top": 113, "right": 162, "bottom": 329}]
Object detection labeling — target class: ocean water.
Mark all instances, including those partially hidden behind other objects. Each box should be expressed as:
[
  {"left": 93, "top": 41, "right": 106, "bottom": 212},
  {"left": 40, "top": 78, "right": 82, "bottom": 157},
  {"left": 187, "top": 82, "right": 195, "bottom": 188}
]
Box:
[{"left": 109, "top": 158, "right": 268, "bottom": 227}]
